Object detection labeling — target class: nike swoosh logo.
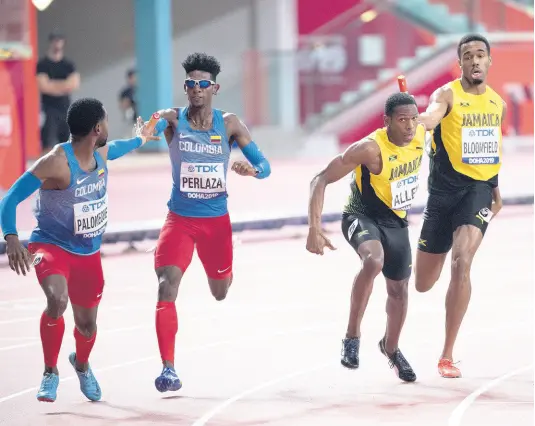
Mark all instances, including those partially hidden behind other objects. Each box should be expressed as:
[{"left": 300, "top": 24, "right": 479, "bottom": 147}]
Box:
[
  {"left": 77, "top": 176, "right": 90, "bottom": 185},
  {"left": 96, "top": 293, "right": 103, "bottom": 299},
  {"left": 47, "top": 323, "right": 57, "bottom": 327},
  {"left": 217, "top": 266, "right": 231, "bottom": 274}
]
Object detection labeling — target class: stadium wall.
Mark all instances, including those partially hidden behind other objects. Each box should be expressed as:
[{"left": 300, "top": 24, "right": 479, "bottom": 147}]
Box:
[{"left": 36, "top": 0, "right": 257, "bottom": 139}]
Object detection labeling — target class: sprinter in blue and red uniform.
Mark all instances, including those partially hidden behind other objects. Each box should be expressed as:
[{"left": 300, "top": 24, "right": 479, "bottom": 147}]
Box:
[
  {"left": 0, "top": 98, "right": 158, "bottom": 403},
  {"left": 149, "top": 52, "right": 271, "bottom": 392}
]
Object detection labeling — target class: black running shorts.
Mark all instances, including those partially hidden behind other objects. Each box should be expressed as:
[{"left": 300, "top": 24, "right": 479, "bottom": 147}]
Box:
[
  {"left": 418, "top": 183, "right": 493, "bottom": 254},
  {"left": 341, "top": 213, "right": 412, "bottom": 281}
]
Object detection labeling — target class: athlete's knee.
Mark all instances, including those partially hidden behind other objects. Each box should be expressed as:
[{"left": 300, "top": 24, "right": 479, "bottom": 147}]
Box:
[
  {"left": 156, "top": 266, "right": 182, "bottom": 301},
  {"left": 209, "top": 275, "right": 232, "bottom": 301},
  {"left": 415, "top": 278, "right": 435, "bottom": 293},
  {"left": 450, "top": 252, "right": 473, "bottom": 283},
  {"left": 44, "top": 287, "right": 69, "bottom": 317},
  {"left": 361, "top": 252, "right": 384, "bottom": 276},
  {"left": 415, "top": 270, "right": 438, "bottom": 293},
  {"left": 212, "top": 289, "right": 228, "bottom": 301},
  {"left": 75, "top": 320, "right": 97, "bottom": 338},
  {"left": 46, "top": 296, "right": 68, "bottom": 318},
  {"left": 387, "top": 279, "right": 409, "bottom": 300}
]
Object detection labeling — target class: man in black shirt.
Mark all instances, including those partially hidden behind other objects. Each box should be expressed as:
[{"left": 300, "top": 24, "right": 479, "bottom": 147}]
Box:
[
  {"left": 118, "top": 68, "right": 137, "bottom": 125},
  {"left": 36, "top": 31, "right": 80, "bottom": 153}
]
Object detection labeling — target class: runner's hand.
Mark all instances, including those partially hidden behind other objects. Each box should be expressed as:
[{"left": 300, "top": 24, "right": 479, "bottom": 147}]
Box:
[
  {"left": 306, "top": 228, "right": 336, "bottom": 255},
  {"left": 5, "top": 235, "right": 31, "bottom": 276},
  {"left": 134, "top": 117, "right": 161, "bottom": 144},
  {"left": 231, "top": 161, "right": 257, "bottom": 177}
]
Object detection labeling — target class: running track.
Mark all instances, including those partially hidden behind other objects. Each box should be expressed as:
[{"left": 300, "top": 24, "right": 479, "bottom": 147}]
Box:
[
  {"left": 0, "top": 205, "right": 532, "bottom": 425},
  {"left": 0, "top": 153, "right": 533, "bottom": 425}
]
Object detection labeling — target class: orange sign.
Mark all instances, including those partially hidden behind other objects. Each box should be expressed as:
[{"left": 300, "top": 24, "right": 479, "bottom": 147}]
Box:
[
  {"left": 0, "top": 0, "right": 39, "bottom": 193},
  {"left": 0, "top": 62, "right": 23, "bottom": 193}
]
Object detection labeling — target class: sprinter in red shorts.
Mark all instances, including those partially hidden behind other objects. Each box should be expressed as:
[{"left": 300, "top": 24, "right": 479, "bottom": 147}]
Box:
[
  {"left": 0, "top": 98, "right": 158, "bottom": 402},
  {"left": 149, "top": 52, "right": 271, "bottom": 392}
]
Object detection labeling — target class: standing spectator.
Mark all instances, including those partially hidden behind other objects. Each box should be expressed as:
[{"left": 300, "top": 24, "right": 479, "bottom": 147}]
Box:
[
  {"left": 36, "top": 30, "right": 80, "bottom": 154},
  {"left": 118, "top": 68, "right": 137, "bottom": 124}
]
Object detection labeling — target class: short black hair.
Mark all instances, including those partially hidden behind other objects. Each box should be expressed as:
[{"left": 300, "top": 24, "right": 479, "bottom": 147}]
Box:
[
  {"left": 67, "top": 98, "right": 106, "bottom": 137},
  {"left": 384, "top": 92, "right": 417, "bottom": 117},
  {"left": 457, "top": 33, "right": 490, "bottom": 58},
  {"left": 48, "top": 29, "right": 65, "bottom": 42},
  {"left": 182, "top": 52, "right": 221, "bottom": 81},
  {"left": 126, "top": 68, "right": 136, "bottom": 78}
]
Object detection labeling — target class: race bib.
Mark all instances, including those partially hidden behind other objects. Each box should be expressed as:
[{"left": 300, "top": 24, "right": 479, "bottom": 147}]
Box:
[
  {"left": 73, "top": 193, "right": 108, "bottom": 237},
  {"left": 180, "top": 162, "right": 226, "bottom": 196},
  {"left": 391, "top": 174, "right": 419, "bottom": 211},
  {"left": 461, "top": 127, "right": 500, "bottom": 165}
]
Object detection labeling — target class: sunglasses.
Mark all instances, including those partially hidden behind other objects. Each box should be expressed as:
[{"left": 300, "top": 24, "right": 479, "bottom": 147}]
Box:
[{"left": 184, "top": 78, "right": 215, "bottom": 89}]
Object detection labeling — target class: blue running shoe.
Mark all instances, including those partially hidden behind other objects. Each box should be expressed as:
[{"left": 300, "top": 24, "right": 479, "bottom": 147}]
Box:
[
  {"left": 36, "top": 372, "right": 59, "bottom": 402},
  {"left": 68, "top": 352, "right": 102, "bottom": 401},
  {"left": 155, "top": 366, "right": 182, "bottom": 393}
]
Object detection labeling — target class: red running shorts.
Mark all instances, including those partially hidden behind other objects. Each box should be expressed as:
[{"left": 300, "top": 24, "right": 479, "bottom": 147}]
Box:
[
  {"left": 154, "top": 211, "right": 233, "bottom": 279},
  {"left": 28, "top": 242, "right": 105, "bottom": 309}
]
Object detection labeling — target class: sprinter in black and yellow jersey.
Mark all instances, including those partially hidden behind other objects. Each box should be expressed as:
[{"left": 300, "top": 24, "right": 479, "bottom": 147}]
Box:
[
  {"left": 307, "top": 93, "right": 425, "bottom": 382},
  {"left": 415, "top": 34, "right": 505, "bottom": 379}
]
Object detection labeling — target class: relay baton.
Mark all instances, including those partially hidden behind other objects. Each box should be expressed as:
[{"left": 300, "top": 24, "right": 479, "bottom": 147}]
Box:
[
  {"left": 397, "top": 75, "right": 408, "bottom": 93},
  {"left": 145, "top": 112, "right": 161, "bottom": 134}
]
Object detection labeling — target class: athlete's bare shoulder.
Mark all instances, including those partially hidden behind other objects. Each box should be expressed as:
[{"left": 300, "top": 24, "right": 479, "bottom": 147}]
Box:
[
  {"left": 313, "top": 137, "right": 379, "bottom": 185},
  {"left": 158, "top": 108, "right": 179, "bottom": 126},
  {"left": 419, "top": 83, "right": 453, "bottom": 131},
  {"left": 221, "top": 111, "right": 252, "bottom": 147},
  {"left": 222, "top": 110, "right": 247, "bottom": 124},
  {"left": 29, "top": 145, "right": 70, "bottom": 188},
  {"left": 344, "top": 137, "right": 380, "bottom": 166},
  {"left": 221, "top": 110, "right": 240, "bottom": 126},
  {"left": 430, "top": 83, "right": 454, "bottom": 107},
  {"left": 158, "top": 107, "right": 179, "bottom": 145}
]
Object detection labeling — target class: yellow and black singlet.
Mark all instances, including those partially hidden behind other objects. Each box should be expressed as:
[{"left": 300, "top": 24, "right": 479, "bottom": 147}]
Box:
[
  {"left": 343, "top": 125, "right": 426, "bottom": 227},
  {"left": 429, "top": 79, "right": 503, "bottom": 191}
]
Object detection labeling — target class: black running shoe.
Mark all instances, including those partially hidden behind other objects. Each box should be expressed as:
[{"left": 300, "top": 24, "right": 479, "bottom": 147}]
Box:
[
  {"left": 341, "top": 337, "right": 360, "bottom": 369},
  {"left": 379, "top": 337, "right": 417, "bottom": 382}
]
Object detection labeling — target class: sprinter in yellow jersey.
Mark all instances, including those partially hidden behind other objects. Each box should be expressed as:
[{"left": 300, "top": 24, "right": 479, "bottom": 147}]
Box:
[
  {"left": 307, "top": 93, "right": 424, "bottom": 383},
  {"left": 415, "top": 34, "right": 505, "bottom": 379}
]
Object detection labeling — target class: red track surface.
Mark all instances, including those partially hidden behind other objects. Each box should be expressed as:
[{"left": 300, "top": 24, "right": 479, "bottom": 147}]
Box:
[{"left": 0, "top": 205, "right": 532, "bottom": 426}]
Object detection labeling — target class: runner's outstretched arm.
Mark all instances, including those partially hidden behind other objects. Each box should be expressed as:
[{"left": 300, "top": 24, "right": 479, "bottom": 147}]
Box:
[
  {"left": 308, "top": 139, "right": 378, "bottom": 231},
  {"left": 307, "top": 139, "right": 379, "bottom": 255},
  {"left": 97, "top": 118, "right": 160, "bottom": 161},
  {"left": 418, "top": 87, "right": 451, "bottom": 131}
]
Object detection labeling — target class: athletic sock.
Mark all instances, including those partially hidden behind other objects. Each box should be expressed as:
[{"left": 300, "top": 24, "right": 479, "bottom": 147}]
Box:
[
  {"left": 40, "top": 312, "right": 65, "bottom": 368},
  {"left": 74, "top": 327, "right": 97, "bottom": 365},
  {"left": 155, "top": 301, "right": 178, "bottom": 364}
]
